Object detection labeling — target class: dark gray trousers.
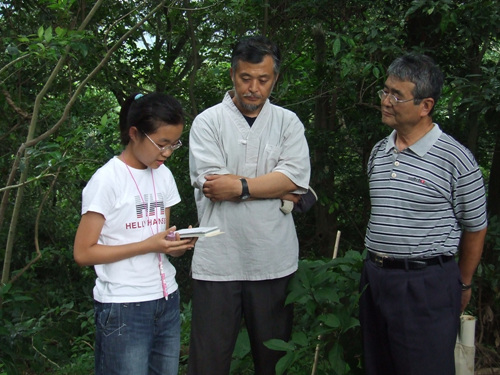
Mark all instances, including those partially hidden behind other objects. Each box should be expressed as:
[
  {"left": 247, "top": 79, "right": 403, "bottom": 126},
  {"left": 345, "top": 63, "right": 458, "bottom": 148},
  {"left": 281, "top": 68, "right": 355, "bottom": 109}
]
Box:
[
  {"left": 187, "top": 275, "right": 293, "bottom": 375},
  {"left": 360, "top": 257, "right": 462, "bottom": 375}
]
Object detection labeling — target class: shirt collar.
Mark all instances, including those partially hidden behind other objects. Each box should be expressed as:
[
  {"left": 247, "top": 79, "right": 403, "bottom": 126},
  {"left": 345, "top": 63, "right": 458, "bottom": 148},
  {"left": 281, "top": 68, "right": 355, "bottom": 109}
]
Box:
[{"left": 385, "top": 123, "right": 442, "bottom": 157}]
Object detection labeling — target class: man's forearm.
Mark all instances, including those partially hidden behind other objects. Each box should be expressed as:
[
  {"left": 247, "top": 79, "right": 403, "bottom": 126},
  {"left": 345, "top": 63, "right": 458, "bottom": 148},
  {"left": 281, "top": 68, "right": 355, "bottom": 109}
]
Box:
[
  {"left": 201, "top": 172, "right": 302, "bottom": 202},
  {"left": 246, "top": 171, "right": 299, "bottom": 199},
  {"left": 458, "top": 227, "right": 487, "bottom": 285}
]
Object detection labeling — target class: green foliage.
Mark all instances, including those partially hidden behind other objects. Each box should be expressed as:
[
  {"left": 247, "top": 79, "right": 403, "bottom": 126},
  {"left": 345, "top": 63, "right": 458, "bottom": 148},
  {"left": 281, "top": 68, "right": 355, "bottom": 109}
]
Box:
[
  {"left": 0, "top": 245, "right": 95, "bottom": 373},
  {"left": 473, "top": 215, "right": 500, "bottom": 368},
  {"left": 1, "top": 0, "right": 499, "bottom": 373},
  {"left": 229, "top": 328, "right": 255, "bottom": 374},
  {"left": 178, "top": 301, "right": 192, "bottom": 373},
  {"left": 266, "top": 251, "right": 364, "bottom": 375}
]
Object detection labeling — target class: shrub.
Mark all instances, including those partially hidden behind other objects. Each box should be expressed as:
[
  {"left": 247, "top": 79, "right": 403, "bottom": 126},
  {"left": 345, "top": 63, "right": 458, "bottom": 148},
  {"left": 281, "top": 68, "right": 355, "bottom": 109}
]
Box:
[{"left": 266, "top": 250, "right": 364, "bottom": 375}]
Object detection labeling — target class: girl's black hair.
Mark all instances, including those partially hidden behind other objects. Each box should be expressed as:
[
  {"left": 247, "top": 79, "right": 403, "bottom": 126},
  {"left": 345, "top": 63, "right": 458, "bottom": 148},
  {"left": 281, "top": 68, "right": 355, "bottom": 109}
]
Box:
[{"left": 119, "top": 92, "right": 184, "bottom": 145}]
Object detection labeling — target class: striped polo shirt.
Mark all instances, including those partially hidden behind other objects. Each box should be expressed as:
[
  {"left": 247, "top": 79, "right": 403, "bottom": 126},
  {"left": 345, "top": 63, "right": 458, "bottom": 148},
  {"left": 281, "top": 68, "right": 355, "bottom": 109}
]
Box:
[{"left": 365, "top": 123, "right": 487, "bottom": 258}]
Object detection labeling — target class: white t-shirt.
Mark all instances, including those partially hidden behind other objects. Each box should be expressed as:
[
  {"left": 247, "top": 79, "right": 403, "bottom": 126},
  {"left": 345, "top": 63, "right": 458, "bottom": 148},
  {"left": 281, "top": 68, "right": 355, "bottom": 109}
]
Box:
[{"left": 82, "top": 156, "right": 181, "bottom": 303}]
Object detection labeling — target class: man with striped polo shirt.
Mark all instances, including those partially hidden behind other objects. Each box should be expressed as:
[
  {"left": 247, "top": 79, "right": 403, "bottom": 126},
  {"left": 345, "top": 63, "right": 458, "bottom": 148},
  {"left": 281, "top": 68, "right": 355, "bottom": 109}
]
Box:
[{"left": 360, "top": 54, "right": 488, "bottom": 375}]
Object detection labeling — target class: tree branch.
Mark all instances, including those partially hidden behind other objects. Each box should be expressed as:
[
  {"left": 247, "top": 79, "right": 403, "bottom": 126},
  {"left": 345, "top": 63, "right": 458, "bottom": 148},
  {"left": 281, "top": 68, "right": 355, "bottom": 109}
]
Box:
[{"left": 2, "top": 0, "right": 168, "bottom": 284}]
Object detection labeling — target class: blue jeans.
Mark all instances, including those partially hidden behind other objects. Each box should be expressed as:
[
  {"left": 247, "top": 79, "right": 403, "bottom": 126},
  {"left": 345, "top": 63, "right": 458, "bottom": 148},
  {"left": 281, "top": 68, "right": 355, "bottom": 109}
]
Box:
[{"left": 94, "top": 291, "right": 180, "bottom": 375}]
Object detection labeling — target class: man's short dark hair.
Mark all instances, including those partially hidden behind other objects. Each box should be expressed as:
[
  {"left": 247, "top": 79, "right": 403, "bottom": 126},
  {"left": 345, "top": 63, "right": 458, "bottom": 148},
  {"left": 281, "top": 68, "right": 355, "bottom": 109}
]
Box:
[
  {"left": 388, "top": 54, "right": 444, "bottom": 113},
  {"left": 231, "top": 36, "right": 281, "bottom": 76}
]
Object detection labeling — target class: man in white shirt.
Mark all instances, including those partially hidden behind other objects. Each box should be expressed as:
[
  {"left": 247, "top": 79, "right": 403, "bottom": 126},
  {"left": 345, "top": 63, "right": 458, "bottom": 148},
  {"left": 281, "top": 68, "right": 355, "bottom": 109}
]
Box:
[{"left": 188, "top": 35, "right": 311, "bottom": 374}]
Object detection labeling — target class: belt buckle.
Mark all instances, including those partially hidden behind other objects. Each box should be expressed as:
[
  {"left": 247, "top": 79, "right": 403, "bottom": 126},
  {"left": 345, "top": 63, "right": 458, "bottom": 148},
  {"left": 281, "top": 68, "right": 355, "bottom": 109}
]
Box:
[
  {"left": 374, "top": 254, "right": 387, "bottom": 267},
  {"left": 411, "top": 260, "right": 427, "bottom": 270}
]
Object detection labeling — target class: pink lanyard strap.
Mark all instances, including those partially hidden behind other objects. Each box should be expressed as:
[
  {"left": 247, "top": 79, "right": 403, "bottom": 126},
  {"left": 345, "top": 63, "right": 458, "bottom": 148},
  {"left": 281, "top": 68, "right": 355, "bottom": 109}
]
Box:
[{"left": 123, "top": 160, "right": 169, "bottom": 299}]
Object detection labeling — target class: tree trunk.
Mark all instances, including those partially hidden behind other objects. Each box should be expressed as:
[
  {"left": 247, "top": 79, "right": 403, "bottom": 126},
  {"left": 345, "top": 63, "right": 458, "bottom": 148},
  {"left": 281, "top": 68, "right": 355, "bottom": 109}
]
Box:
[
  {"left": 312, "top": 25, "right": 337, "bottom": 257},
  {"left": 487, "top": 128, "right": 500, "bottom": 218}
]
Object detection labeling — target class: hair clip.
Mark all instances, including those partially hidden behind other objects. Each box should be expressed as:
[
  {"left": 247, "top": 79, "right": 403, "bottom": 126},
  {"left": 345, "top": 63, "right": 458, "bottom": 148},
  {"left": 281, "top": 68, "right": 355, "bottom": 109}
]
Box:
[{"left": 134, "top": 93, "right": 144, "bottom": 100}]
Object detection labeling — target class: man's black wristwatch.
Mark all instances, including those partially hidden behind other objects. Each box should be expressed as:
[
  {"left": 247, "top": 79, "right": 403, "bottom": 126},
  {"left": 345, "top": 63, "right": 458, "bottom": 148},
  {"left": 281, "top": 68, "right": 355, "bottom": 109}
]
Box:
[
  {"left": 461, "top": 282, "right": 472, "bottom": 291},
  {"left": 239, "top": 178, "right": 250, "bottom": 200}
]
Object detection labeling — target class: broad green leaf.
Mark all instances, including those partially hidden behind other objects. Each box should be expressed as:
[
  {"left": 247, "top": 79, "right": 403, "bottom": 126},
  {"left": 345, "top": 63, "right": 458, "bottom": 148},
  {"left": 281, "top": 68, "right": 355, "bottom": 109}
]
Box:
[
  {"left": 44, "top": 26, "right": 52, "bottom": 42},
  {"left": 55, "top": 26, "right": 66, "bottom": 37},
  {"left": 291, "top": 331, "right": 308, "bottom": 347},
  {"left": 275, "top": 351, "right": 295, "bottom": 375},
  {"left": 333, "top": 38, "right": 341, "bottom": 56},
  {"left": 264, "top": 338, "right": 294, "bottom": 351},
  {"left": 101, "top": 114, "right": 108, "bottom": 126},
  {"left": 328, "top": 341, "right": 347, "bottom": 375},
  {"left": 319, "top": 313, "right": 341, "bottom": 328}
]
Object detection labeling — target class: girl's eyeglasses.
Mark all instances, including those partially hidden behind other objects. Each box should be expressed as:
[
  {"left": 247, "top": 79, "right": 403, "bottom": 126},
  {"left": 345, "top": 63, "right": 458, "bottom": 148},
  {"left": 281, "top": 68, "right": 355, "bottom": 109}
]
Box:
[{"left": 143, "top": 132, "right": 182, "bottom": 152}]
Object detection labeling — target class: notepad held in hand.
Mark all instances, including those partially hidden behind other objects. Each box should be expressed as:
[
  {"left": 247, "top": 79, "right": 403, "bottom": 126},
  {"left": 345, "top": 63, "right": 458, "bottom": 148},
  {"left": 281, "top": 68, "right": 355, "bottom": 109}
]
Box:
[{"left": 176, "top": 227, "right": 222, "bottom": 238}]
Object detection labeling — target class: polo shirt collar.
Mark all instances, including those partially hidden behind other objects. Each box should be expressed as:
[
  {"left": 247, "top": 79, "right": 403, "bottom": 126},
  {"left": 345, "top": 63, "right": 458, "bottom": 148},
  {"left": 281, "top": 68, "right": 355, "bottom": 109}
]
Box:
[{"left": 385, "top": 123, "right": 442, "bottom": 157}]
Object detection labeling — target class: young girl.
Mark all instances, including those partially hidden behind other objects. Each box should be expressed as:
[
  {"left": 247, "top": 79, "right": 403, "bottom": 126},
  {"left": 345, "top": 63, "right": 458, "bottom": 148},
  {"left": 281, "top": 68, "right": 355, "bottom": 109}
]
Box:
[{"left": 74, "top": 92, "right": 195, "bottom": 375}]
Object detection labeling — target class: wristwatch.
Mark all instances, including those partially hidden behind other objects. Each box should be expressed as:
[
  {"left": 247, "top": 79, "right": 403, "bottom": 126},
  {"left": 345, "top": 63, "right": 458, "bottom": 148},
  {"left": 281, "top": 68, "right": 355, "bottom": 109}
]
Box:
[
  {"left": 461, "top": 282, "right": 472, "bottom": 291},
  {"left": 239, "top": 178, "right": 250, "bottom": 200}
]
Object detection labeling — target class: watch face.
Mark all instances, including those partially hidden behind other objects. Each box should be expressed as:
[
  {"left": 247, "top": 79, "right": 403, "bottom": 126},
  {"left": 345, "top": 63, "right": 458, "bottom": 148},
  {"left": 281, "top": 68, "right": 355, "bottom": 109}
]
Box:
[{"left": 241, "top": 194, "right": 250, "bottom": 200}]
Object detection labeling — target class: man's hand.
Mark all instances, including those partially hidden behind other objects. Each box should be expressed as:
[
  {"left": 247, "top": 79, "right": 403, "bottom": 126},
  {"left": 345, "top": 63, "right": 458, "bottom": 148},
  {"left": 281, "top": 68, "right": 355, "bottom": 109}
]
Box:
[
  {"left": 280, "top": 193, "right": 301, "bottom": 204},
  {"left": 202, "top": 174, "right": 241, "bottom": 202},
  {"left": 458, "top": 227, "right": 487, "bottom": 312},
  {"left": 461, "top": 289, "right": 472, "bottom": 312}
]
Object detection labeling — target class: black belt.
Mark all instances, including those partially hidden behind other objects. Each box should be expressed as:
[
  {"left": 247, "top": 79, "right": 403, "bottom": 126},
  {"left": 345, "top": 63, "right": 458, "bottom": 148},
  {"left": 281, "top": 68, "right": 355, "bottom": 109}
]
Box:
[{"left": 368, "top": 252, "right": 453, "bottom": 270}]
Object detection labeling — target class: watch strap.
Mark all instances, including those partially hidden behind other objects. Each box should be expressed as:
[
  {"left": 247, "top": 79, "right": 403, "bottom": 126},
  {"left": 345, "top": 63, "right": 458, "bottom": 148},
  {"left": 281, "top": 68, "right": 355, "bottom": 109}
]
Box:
[
  {"left": 461, "top": 282, "right": 472, "bottom": 291},
  {"left": 239, "top": 178, "right": 250, "bottom": 199}
]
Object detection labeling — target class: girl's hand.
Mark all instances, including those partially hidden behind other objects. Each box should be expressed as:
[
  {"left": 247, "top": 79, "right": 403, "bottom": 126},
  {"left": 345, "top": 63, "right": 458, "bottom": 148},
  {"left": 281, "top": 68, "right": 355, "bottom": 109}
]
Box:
[{"left": 158, "top": 226, "right": 196, "bottom": 257}]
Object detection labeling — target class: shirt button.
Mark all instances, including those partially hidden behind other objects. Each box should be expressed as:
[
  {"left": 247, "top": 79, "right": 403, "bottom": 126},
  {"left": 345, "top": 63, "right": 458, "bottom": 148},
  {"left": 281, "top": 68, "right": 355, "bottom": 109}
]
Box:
[
  {"left": 394, "top": 161, "right": 400, "bottom": 166},
  {"left": 391, "top": 172, "right": 397, "bottom": 178}
]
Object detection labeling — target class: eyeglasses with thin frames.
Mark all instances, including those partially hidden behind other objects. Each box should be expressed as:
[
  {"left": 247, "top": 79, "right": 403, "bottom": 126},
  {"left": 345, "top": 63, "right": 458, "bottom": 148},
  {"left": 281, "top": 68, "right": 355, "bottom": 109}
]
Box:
[
  {"left": 143, "top": 132, "right": 182, "bottom": 153},
  {"left": 378, "top": 90, "right": 415, "bottom": 105}
]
